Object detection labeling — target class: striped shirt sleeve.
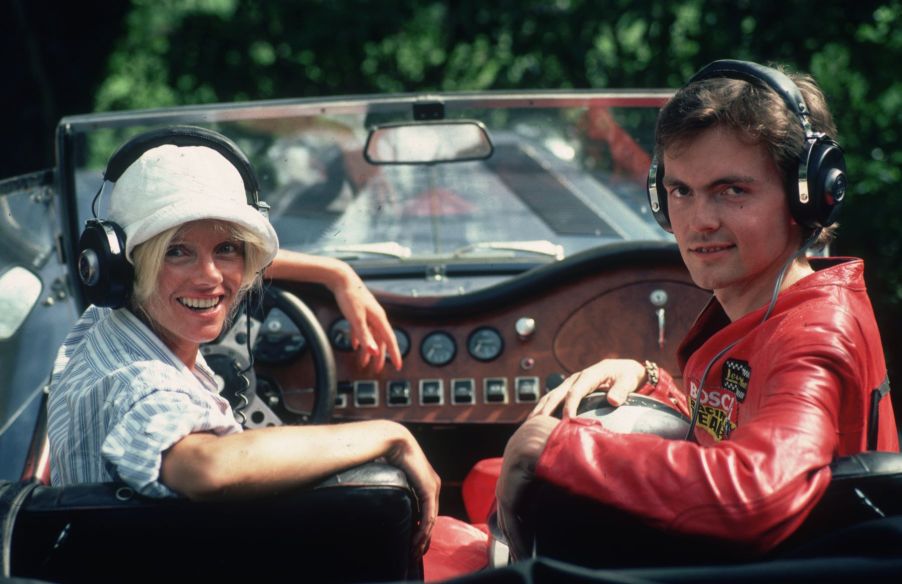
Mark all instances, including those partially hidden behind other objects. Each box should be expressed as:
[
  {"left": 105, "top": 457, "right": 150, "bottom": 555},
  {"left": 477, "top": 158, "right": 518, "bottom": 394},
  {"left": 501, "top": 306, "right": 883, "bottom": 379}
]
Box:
[
  {"left": 50, "top": 307, "right": 242, "bottom": 497},
  {"left": 102, "top": 380, "right": 240, "bottom": 497}
]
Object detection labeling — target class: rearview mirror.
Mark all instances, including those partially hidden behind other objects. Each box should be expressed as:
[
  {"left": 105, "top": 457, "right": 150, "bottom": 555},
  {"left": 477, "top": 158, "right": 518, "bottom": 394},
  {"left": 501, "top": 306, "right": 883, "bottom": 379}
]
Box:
[{"left": 364, "top": 121, "right": 493, "bottom": 165}]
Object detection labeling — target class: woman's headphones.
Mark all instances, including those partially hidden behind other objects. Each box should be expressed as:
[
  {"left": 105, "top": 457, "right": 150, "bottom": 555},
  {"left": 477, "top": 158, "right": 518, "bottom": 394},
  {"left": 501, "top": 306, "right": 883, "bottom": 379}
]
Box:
[
  {"left": 77, "top": 125, "right": 268, "bottom": 309},
  {"left": 646, "top": 59, "right": 847, "bottom": 232}
]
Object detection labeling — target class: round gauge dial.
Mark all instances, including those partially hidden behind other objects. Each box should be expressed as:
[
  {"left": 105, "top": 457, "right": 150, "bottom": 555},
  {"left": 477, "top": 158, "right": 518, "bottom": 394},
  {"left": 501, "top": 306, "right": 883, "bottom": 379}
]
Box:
[
  {"left": 393, "top": 328, "right": 411, "bottom": 358},
  {"left": 254, "top": 308, "right": 307, "bottom": 364},
  {"left": 420, "top": 331, "right": 456, "bottom": 366},
  {"left": 328, "top": 318, "right": 353, "bottom": 351},
  {"left": 467, "top": 327, "right": 504, "bottom": 362}
]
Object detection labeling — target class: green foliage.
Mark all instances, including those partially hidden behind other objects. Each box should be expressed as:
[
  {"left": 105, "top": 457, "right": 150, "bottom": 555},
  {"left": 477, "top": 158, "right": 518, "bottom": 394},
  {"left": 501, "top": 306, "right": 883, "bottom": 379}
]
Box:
[{"left": 96, "top": 0, "right": 902, "bottom": 372}]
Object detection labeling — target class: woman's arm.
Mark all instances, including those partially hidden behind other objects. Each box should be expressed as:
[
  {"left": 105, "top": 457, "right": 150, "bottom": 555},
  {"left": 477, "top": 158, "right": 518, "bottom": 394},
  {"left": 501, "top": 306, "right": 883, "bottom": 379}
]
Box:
[
  {"left": 160, "top": 419, "right": 439, "bottom": 556},
  {"left": 264, "top": 249, "right": 402, "bottom": 372}
]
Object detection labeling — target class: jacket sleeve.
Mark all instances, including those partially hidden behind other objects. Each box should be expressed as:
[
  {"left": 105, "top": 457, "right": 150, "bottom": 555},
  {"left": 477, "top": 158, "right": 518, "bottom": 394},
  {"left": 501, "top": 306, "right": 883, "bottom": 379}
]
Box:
[
  {"left": 636, "top": 367, "right": 692, "bottom": 418},
  {"left": 534, "top": 336, "right": 848, "bottom": 552}
]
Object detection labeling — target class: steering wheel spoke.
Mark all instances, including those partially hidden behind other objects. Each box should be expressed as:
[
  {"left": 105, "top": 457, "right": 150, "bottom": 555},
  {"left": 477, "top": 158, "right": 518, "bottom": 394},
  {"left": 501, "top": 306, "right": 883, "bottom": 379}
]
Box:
[{"left": 201, "top": 287, "right": 337, "bottom": 426}]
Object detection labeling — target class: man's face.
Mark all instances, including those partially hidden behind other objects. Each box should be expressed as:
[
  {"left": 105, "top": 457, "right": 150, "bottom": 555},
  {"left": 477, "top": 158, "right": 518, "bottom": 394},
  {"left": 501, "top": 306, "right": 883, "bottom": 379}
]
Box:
[
  {"left": 143, "top": 220, "right": 245, "bottom": 365},
  {"left": 663, "top": 126, "right": 802, "bottom": 310}
]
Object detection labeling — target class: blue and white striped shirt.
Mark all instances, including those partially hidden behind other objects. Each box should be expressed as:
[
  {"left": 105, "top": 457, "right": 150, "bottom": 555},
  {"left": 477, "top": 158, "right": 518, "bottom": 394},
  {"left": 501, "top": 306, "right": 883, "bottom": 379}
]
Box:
[{"left": 47, "top": 306, "right": 241, "bottom": 497}]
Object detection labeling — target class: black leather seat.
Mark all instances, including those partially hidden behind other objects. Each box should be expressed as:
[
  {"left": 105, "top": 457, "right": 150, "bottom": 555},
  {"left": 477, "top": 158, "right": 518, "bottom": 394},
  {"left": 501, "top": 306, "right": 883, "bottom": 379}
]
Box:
[
  {"left": 1, "top": 462, "right": 421, "bottom": 583},
  {"left": 526, "top": 451, "right": 902, "bottom": 569}
]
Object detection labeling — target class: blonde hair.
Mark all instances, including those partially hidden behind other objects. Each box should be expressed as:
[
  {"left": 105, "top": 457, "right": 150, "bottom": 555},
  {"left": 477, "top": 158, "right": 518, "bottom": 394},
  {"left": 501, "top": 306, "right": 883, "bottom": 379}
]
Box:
[{"left": 130, "top": 220, "right": 269, "bottom": 322}]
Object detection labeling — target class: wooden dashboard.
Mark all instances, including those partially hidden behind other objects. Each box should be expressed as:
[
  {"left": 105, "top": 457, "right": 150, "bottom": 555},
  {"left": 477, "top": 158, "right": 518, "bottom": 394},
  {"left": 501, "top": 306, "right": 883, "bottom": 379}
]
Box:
[{"left": 258, "top": 244, "right": 711, "bottom": 425}]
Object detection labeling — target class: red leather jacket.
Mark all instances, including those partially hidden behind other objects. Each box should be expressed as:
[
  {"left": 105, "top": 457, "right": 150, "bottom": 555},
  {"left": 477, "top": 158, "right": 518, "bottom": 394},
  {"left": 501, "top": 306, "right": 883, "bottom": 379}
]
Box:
[{"left": 535, "top": 258, "right": 898, "bottom": 552}]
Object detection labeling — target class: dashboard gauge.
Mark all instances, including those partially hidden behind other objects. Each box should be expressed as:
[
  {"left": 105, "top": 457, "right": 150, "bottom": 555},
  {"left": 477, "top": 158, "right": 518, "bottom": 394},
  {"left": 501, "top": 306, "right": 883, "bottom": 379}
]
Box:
[
  {"left": 328, "top": 318, "right": 354, "bottom": 351},
  {"left": 393, "top": 328, "right": 411, "bottom": 358},
  {"left": 467, "top": 327, "right": 504, "bottom": 362},
  {"left": 420, "top": 331, "right": 456, "bottom": 366},
  {"left": 254, "top": 308, "right": 306, "bottom": 364}
]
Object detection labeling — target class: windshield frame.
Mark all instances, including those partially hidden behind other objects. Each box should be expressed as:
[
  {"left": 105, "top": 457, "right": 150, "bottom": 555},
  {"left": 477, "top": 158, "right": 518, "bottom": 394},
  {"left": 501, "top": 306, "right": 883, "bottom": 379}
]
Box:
[{"left": 56, "top": 89, "right": 674, "bottom": 308}]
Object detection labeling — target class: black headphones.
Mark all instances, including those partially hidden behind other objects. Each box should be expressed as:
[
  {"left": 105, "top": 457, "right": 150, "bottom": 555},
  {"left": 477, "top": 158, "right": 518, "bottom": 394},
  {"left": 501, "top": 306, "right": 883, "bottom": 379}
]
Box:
[
  {"left": 77, "top": 125, "right": 269, "bottom": 308},
  {"left": 646, "top": 59, "right": 847, "bottom": 232}
]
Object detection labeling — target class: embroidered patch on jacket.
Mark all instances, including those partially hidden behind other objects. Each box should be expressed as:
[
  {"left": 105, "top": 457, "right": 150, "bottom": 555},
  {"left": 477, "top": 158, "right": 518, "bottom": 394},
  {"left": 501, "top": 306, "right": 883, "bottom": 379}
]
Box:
[
  {"left": 721, "top": 359, "right": 750, "bottom": 402},
  {"left": 688, "top": 381, "right": 738, "bottom": 441}
]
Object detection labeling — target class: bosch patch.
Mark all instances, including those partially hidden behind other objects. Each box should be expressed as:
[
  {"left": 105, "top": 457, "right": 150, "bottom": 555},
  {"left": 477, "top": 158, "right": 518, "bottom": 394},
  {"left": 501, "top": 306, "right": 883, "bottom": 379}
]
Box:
[
  {"left": 688, "top": 382, "right": 738, "bottom": 441},
  {"left": 722, "top": 359, "right": 750, "bottom": 402}
]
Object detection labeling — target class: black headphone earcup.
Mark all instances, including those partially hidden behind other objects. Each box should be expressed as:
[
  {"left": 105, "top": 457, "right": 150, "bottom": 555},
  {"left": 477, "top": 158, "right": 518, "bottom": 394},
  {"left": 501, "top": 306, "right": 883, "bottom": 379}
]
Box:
[
  {"left": 791, "top": 138, "right": 846, "bottom": 229},
  {"left": 77, "top": 219, "right": 133, "bottom": 308},
  {"left": 646, "top": 155, "right": 672, "bottom": 232}
]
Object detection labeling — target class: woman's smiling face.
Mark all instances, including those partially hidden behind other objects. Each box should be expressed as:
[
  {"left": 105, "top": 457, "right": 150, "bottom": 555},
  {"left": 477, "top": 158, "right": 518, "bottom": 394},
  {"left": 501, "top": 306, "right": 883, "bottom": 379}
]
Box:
[{"left": 142, "top": 220, "right": 245, "bottom": 366}]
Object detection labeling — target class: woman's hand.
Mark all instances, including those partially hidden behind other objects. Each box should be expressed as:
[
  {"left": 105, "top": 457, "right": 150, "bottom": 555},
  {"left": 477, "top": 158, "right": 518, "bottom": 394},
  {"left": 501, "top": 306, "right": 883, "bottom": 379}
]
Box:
[
  {"left": 163, "top": 419, "right": 438, "bottom": 557},
  {"left": 385, "top": 425, "right": 441, "bottom": 558},
  {"left": 265, "top": 250, "right": 402, "bottom": 372},
  {"left": 530, "top": 358, "right": 646, "bottom": 419},
  {"left": 332, "top": 267, "right": 402, "bottom": 373}
]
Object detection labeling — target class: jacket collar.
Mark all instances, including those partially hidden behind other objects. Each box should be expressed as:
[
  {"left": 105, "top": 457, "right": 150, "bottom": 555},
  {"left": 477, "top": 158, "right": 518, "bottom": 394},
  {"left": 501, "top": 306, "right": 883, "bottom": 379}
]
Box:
[{"left": 677, "top": 257, "right": 865, "bottom": 371}]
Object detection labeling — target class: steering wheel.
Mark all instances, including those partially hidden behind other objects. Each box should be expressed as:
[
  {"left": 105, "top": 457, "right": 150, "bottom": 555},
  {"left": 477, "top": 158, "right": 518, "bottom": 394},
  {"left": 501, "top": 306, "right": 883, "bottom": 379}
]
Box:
[{"left": 201, "top": 286, "right": 336, "bottom": 426}]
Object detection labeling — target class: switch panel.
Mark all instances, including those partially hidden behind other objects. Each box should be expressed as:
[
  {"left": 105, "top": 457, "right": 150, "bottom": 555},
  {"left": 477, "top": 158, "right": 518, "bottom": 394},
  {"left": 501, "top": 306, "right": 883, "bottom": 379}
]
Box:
[
  {"left": 451, "top": 378, "right": 475, "bottom": 404},
  {"left": 484, "top": 377, "right": 508, "bottom": 404},
  {"left": 419, "top": 379, "right": 444, "bottom": 405}
]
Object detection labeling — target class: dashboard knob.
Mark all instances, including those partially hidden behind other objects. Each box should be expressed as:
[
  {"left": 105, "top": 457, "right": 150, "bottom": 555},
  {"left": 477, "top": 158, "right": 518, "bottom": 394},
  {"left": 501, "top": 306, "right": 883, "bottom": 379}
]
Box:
[
  {"left": 515, "top": 317, "right": 536, "bottom": 340},
  {"left": 546, "top": 372, "right": 566, "bottom": 390},
  {"left": 649, "top": 289, "right": 668, "bottom": 307}
]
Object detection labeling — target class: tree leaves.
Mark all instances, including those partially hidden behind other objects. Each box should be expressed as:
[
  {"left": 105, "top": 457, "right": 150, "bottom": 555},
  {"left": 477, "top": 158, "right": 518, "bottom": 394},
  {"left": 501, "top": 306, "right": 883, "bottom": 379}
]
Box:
[{"left": 94, "top": 0, "right": 902, "bottom": 379}]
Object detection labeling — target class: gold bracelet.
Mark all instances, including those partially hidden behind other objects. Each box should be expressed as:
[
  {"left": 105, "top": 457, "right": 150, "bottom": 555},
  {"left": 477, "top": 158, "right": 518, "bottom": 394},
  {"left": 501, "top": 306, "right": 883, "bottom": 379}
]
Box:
[{"left": 644, "top": 360, "right": 659, "bottom": 387}]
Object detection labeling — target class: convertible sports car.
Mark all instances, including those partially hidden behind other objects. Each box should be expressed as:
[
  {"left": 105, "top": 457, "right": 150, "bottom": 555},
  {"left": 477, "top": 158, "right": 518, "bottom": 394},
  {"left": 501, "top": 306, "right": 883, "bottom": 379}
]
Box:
[{"left": 1, "top": 91, "right": 900, "bottom": 583}]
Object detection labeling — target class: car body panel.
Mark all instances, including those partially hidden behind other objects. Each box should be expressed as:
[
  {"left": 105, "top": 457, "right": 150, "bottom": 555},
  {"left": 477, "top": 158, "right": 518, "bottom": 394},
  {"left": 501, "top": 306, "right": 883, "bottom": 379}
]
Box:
[{"left": 0, "top": 170, "right": 79, "bottom": 481}]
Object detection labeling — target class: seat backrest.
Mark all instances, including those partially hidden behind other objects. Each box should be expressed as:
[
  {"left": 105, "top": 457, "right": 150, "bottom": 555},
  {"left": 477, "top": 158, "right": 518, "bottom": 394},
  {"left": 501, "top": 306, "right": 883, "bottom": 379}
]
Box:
[
  {"left": 4, "top": 462, "right": 422, "bottom": 583},
  {"left": 527, "top": 451, "right": 902, "bottom": 569},
  {"left": 776, "top": 451, "right": 902, "bottom": 553}
]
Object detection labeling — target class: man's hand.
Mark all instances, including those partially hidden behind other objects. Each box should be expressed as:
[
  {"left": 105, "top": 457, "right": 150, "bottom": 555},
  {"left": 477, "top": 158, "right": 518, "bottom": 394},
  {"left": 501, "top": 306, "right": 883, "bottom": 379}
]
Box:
[
  {"left": 530, "top": 358, "right": 646, "bottom": 419},
  {"left": 495, "top": 415, "right": 559, "bottom": 561}
]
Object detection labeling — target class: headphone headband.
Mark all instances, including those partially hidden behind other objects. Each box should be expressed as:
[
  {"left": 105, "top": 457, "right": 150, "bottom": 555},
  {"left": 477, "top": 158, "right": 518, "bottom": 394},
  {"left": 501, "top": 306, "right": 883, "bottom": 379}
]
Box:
[
  {"left": 104, "top": 125, "right": 263, "bottom": 209},
  {"left": 688, "top": 60, "right": 812, "bottom": 127}
]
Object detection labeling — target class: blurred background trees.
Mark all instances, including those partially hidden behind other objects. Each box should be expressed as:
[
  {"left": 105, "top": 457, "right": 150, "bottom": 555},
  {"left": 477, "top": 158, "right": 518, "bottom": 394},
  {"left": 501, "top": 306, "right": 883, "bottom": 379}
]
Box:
[{"left": 5, "top": 0, "right": 901, "bottom": 380}]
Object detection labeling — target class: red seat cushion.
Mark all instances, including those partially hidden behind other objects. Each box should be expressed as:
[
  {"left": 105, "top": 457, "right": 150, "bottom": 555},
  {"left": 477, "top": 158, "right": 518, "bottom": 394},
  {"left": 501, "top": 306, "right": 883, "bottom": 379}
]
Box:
[
  {"left": 462, "top": 457, "right": 503, "bottom": 524},
  {"left": 423, "top": 515, "right": 489, "bottom": 581}
]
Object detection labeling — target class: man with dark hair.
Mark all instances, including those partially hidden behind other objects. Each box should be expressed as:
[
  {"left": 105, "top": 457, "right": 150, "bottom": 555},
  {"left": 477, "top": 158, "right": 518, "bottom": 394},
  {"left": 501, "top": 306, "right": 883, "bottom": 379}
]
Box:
[{"left": 495, "top": 60, "right": 898, "bottom": 561}]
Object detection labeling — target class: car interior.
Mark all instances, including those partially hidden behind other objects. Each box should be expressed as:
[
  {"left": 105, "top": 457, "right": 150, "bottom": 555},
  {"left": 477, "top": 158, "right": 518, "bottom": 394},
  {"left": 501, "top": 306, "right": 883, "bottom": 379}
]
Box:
[{"left": 2, "top": 92, "right": 901, "bottom": 582}]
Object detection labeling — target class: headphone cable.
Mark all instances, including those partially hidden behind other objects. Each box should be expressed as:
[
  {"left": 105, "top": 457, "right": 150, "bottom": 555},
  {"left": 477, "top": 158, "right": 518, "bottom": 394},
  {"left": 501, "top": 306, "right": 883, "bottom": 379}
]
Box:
[
  {"left": 231, "top": 295, "right": 256, "bottom": 426},
  {"left": 684, "top": 228, "right": 823, "bottom": 440},
  {"left": 89, "top": 182, "right": 106, "bottom": 218}
]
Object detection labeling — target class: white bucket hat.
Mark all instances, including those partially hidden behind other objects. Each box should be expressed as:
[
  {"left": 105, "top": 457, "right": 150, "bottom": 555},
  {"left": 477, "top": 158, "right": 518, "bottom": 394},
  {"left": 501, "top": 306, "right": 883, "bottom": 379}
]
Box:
[{"left": 108, "top": 144, "right": 279, "bottom": 268}]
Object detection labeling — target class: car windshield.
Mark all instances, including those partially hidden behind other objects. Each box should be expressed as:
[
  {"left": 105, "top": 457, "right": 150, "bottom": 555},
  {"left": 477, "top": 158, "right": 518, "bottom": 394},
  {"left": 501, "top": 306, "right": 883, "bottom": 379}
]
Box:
[{"left": 62, "top": 92, "right": 672, "bottom": 296}]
